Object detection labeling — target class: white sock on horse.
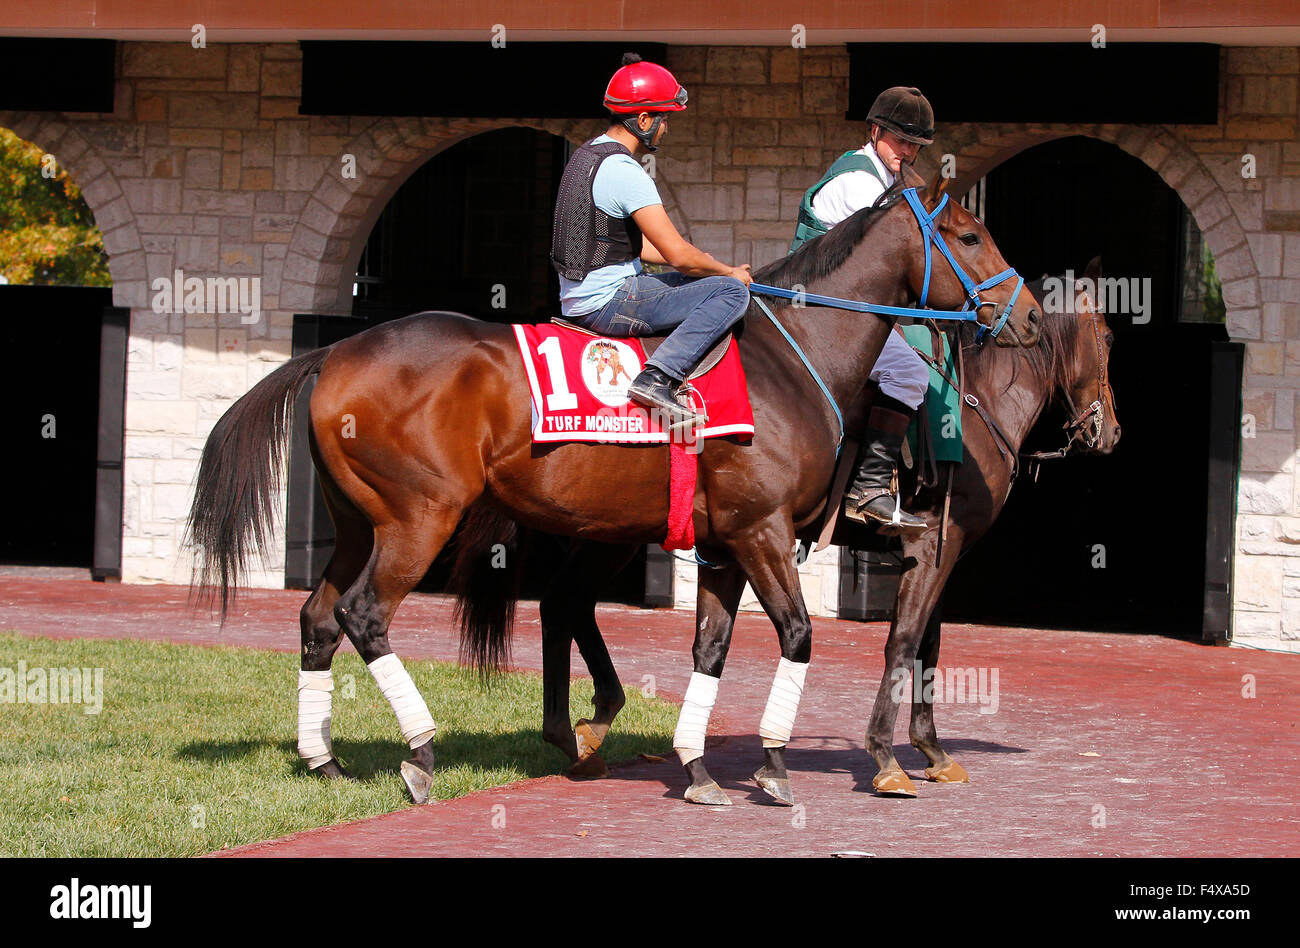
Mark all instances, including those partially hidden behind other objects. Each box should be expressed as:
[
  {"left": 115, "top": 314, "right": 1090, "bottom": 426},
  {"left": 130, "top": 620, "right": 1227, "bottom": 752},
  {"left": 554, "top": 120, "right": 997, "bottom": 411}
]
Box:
[
  {"left": 673, "top": 671, "right": 720, "bottom": 765},
  {"left": 759, "top": 657, "right": 809, "bottom": 748},
  {"left": 297, "top": 669, "right": 334, "bottom": 768},
  {"left": 367, "top": 653, "right": 436, "bottom": 749}
]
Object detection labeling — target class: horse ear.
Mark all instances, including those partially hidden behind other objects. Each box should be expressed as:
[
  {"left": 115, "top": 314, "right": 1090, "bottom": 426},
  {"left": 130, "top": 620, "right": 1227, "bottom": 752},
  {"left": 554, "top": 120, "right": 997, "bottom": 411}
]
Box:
[
  {"left": 1083, "top": 255, "right": 1102, "bottom": 282},
  {"left": 925, "top": 170, "right": 950, "bottom": 210}
]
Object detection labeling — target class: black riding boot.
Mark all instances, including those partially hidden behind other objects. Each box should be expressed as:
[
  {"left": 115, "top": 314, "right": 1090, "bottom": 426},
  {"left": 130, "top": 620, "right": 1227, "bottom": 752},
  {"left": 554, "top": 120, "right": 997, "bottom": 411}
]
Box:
[
  {"left": 628, "top": 366, "right": 706, "bottom": 429},
  {"left": 844, "top": 401, "right": 927, "bottom": 533}
]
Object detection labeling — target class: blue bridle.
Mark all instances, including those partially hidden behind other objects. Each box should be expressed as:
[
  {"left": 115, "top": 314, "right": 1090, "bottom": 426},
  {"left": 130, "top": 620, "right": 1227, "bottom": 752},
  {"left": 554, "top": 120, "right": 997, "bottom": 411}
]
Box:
[{"left": 750, "top": 186, "right": 1026, "bottom": 343}]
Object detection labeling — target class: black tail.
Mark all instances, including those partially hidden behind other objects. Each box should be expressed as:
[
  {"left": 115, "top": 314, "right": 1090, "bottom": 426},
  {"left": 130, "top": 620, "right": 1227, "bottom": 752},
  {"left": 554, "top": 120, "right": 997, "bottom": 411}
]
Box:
[
  {"left": 448, "top": 502, "right": 521, "bottom": 675},
  {"left": 185, "top": 345, "right": 333, "bottom": 618}
]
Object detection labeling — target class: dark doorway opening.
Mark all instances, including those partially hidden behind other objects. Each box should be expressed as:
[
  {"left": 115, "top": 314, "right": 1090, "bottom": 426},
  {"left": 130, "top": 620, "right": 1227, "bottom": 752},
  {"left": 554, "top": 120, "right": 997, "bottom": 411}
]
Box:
[
  {"left": 938, "top": 136, "right": 1234, "bottom": 637},
  {"left": 286, "top": 127, "right": 652, "bottom": 605},
  {"left": 1, "top": 285, "right": 116, "bottom": 569}
]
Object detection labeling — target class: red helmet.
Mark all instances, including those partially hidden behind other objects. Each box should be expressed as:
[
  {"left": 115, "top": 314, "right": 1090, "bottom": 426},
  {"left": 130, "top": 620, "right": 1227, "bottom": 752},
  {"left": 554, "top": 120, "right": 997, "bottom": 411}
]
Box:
[{"left": 604, "top": 59, "right": 688, "bottom": 114}]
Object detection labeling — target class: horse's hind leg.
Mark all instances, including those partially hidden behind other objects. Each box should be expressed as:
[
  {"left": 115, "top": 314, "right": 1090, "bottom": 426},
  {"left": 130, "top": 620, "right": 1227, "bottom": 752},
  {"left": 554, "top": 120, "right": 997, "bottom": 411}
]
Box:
[
  {"left": 909, "top": 597, "right": 969, "bottom": 783},
  {"left": 297, "top": 472, "right": 372, "bottom": 780},
  {"left": 334, "top": 511, "right": 461, "bottom": 804},
  {"left": 539, "top": 541, "right": 639, "bottom": 779}
]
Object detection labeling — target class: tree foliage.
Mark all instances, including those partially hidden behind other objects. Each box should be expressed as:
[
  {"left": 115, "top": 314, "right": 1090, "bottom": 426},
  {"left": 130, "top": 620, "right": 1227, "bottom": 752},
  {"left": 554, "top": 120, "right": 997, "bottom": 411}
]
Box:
[{"left": 0, "top": 128, "right": 111, "bottom": 286}]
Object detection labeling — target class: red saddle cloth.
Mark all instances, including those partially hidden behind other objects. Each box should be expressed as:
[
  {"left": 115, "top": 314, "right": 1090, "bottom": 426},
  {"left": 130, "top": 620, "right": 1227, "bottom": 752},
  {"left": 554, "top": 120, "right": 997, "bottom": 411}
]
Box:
[
  {"left": 512, "top": 322, "right": 755, "bottom": 550},
  {"left": 512, "top": 323, "right": 754, "bottom": 444}
]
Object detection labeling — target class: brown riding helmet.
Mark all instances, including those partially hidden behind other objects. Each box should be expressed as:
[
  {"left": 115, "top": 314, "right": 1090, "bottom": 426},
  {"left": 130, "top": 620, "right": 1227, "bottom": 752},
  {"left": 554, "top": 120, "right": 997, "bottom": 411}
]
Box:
[{"left": 869, "top": 86, "right": 935, "bottom": 145}]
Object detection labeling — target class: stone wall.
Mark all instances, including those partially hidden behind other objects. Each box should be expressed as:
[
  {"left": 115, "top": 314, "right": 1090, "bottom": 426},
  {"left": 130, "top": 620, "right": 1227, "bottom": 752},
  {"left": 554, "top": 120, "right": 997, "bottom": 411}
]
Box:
[{"left": 3, "top": 41, "right": 1297, "bottom": 649}]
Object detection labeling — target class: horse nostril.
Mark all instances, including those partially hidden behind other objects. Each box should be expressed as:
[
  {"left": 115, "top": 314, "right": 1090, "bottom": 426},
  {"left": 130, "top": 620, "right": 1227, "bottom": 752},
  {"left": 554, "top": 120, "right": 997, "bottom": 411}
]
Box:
[{"left": 1113, "top": 425, "right": 1121, "bottom": 444}]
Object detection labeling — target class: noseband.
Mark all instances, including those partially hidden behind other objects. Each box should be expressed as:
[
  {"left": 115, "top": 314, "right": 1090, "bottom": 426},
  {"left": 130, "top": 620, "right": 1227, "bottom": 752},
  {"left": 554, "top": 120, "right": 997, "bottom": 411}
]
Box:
[{"left": 1030, "top": 308, "right": 1113, "bottom": 464}]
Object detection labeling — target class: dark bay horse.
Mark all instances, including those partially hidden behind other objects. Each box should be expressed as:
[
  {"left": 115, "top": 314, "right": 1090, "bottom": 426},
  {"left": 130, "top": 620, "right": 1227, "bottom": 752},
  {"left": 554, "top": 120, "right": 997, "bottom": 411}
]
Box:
[
  {"left": 868, "top": 258, "right": 1121, "bottom": 795},
  {"left": 185, "top": 165, "right": 1040, "bottom": 804},
  {"left": 544, "top": 263, "right": 1119, "bottom": 805}
]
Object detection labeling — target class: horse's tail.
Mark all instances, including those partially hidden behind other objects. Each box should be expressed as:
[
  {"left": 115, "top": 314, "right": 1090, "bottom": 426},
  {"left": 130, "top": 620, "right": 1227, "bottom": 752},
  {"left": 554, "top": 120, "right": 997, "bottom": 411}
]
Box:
[
  {"left": 186, "top": 345, "right": 334, "bottom": 618},
  {"left": 448, "top": 501, "right": 521, "bottom": 675}
]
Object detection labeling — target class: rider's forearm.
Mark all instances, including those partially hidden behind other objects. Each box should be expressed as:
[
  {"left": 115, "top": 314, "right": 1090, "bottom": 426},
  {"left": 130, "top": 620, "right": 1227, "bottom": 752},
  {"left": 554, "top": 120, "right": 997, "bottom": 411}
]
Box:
[{"left": 670, "top": 245, "right": 737, "bottom": 277}]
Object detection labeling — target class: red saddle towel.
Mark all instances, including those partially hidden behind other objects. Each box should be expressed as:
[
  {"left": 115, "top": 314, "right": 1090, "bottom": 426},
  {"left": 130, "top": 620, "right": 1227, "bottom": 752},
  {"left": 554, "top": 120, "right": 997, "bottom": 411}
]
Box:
[
  {"left": 512, "top": 323, "right": 754, "bottom": 443},
  {"left": 512, "top": 323, "right": 755, "bottom": 550}
]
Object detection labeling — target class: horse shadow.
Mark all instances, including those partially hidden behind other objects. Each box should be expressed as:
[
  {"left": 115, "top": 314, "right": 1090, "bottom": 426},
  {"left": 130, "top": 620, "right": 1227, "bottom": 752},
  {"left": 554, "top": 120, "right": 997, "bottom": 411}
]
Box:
[
  {"left": 174, "top": 727, "right": 676, "bottom": 783},
  {"left": 600, "top": 733, "right": 1030, "bottom": 804}
]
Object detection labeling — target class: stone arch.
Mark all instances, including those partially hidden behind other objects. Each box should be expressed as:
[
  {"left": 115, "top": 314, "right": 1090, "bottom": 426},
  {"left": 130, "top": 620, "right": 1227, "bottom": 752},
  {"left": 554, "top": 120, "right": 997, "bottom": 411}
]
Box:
[
  {"left": 919, "top": 122, "right": 1260, "bottom": 338},
  {"left": 0, "top": 111, "right": 146, "bottom": 308},
  {"left": 282, "top": 117, "right": 690, "bottom": 317}
]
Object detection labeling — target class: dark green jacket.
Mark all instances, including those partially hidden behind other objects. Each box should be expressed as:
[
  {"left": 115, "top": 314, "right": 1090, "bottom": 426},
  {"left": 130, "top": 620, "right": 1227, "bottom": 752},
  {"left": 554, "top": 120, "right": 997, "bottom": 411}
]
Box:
[{"left": 789, "top": 150, "right": 887, "bottom": 254}]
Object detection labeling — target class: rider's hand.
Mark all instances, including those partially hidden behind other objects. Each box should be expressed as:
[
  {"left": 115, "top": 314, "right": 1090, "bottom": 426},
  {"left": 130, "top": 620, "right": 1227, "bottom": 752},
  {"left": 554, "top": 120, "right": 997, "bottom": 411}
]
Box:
[{"left": 729, "top": 264, "right": 753, "bottom": 286}]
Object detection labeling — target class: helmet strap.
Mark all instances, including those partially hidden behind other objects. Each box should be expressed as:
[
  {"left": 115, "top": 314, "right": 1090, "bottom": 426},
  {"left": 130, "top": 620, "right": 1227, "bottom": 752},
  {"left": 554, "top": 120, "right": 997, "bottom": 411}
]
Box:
[{"left": 624, "top": 113, "right": 664, "bottom": 152}]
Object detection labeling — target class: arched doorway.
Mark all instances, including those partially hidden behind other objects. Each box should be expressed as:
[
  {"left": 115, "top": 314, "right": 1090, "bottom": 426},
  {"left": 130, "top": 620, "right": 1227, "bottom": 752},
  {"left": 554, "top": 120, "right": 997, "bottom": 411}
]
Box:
[
  {"left": 352, "top": 126, "right": 566, "bottom": 322},
  {"left": 0, "top": 125, "right": 124, "bottom": 575},
  {"left": 286, "top": 126, "right": 650, "bottom": 604},
  {"left": 940, "top": 136, "right": 1238, "bottom": 636}
]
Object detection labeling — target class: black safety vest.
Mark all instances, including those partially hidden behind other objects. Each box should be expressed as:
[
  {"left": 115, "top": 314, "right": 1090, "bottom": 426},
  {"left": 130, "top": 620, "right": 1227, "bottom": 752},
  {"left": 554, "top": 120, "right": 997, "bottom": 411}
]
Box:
[{"left": 550, "top": 139, "right": 645, "bottom": 281}]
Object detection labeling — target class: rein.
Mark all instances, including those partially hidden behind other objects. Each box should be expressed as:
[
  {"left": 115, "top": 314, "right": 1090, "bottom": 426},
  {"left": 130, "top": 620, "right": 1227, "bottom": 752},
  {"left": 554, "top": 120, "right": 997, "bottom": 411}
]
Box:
[{"left": 750, "top": 188, "right": 1026, "bottom": 343}]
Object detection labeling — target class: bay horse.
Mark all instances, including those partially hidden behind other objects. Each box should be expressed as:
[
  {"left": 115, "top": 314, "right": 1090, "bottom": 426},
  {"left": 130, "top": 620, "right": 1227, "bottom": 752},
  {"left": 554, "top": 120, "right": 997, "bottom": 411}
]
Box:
[
  {"left": 867, "top": 258, "right": 1121, "bottom": 795},
  {"left": 185, "top": 164, "right": 1040, "bottom": 805}
]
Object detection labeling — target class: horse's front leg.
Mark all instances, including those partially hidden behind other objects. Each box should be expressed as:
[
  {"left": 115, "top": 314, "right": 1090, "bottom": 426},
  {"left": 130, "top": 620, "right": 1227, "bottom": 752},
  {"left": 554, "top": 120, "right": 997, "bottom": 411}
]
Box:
[
  {"left": 725, "top": 517, "right": 814, "bottom": 807},
  {"left": 866, "top": 525, "right": 954, "bottom": 796},
  {"left": 908, "top": 595, "right": 969, "bottom": 784},
  {"left": 675, "top": 560, "right": 747, "bottom": 805}
]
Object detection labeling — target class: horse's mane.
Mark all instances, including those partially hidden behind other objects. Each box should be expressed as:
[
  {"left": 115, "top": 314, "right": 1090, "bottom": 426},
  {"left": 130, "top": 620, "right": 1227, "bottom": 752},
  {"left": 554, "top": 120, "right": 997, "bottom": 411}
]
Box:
[
  {"left": 751, "top": 179, "right": 908, "bottom": 289},
  {"left": 948, "top": 275, "right": 1082, "bottom": 398}
]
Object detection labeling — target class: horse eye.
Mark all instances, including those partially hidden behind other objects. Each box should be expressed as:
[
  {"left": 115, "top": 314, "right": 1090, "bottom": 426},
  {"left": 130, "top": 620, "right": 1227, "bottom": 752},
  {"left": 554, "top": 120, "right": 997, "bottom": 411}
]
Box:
[
  {"left": 960, "top": 233, "right": 979, "bottom": 246},
  {"left": 1105, "top": 332, "right": 1115, "bottom": 347}
]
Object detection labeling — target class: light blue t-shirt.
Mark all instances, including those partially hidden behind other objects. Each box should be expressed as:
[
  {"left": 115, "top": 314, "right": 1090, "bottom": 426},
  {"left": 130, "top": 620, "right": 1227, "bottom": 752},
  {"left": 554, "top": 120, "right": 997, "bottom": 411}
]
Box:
[{"left": 558, "top": 135, "right": 663, "bottom": 317}]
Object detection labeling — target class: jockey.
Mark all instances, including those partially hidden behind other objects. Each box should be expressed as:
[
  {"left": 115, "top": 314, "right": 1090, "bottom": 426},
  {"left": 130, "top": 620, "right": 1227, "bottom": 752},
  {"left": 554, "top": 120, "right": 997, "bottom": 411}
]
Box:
[
  {"left": 789, "top": 86, "right": 936, "bottom": 533},
  {"left": 551, "top": 53, "right": 752, "bottom": 429}
]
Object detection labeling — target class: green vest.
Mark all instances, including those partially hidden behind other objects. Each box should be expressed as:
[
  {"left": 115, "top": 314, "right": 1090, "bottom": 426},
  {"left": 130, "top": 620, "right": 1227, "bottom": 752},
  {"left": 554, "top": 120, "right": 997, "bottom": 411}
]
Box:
[{"left": 789, "top": 150, "right": 887, "bottom": 254}]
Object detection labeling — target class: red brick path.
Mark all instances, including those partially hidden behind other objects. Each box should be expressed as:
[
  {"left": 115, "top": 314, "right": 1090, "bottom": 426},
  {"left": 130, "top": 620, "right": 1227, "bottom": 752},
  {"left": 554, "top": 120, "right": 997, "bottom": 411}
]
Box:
[{"left": 2, "top": 577, "right": 1297, "bottom": 857}]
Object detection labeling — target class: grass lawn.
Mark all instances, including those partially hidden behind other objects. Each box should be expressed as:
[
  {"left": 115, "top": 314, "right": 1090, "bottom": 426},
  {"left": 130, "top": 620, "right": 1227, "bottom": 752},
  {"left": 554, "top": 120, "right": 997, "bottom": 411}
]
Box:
[{"left": 0, "top": 632, "right": 677, "bottom": 857}]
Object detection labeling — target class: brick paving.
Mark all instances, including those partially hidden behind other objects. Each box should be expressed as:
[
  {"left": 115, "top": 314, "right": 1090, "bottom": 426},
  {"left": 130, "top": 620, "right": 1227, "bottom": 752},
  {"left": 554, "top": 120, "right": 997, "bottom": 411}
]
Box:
[{"left": 2, "top": 576, "right": 1297, "bottom": 857}]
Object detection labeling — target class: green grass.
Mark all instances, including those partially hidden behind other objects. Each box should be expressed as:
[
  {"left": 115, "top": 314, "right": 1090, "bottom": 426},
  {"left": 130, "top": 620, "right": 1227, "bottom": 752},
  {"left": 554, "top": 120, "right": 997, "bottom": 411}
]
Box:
[{"left": 0, "top": 632, "right": 677, "bottom": 857}]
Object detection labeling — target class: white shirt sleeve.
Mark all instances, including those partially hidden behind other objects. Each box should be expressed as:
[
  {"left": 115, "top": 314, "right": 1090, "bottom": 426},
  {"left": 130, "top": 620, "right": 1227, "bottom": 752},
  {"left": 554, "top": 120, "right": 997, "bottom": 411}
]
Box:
[{"left": 810, "top": 170, "right": 888, "bottom": 229}]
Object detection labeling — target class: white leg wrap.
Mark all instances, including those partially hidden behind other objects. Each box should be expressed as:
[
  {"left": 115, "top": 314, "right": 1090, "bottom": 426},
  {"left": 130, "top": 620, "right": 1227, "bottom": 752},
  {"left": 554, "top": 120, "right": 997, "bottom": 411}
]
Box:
[
  {"left": 297, "top": 670, "right": 334, "bottom": 769},
  {"left": 367, "top": 653, "right": 436, "bottom": 749},
  {"left": 673, "top": 672, "right": 720, "bottom": 766},
  {"left": 759, "top": 658, "right": 809, "bottom": 748}
]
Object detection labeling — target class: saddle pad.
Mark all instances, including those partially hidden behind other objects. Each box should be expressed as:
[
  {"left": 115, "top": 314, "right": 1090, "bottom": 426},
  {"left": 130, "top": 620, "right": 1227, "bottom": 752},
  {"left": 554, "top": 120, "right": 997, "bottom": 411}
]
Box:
[
  {"left": 901, "top": 324, "right": 964, "bottom": 464},
  {"left": 513, "top": 322, "right": 755, "bottom": 444}
]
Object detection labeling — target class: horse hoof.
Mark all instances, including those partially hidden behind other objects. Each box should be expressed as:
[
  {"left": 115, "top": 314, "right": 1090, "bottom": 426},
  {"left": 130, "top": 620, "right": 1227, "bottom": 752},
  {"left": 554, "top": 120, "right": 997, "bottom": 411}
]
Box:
[
  {"left": 754, "top": 768, "right": 795, "bottom": 807},
  {"left": 569, "top": 754, "right": 609, "bottom": 780},
  {"left": 312, "top": 758, "right": 355, "bottom": 781},
  {"left": 872, "top": 769, "right": 918, "bottom": 797},
  {"left": 574, "top": 719, "right": 605, "bottom": 760},
  {"left": 684, "top": 780, "right": 732, "bottom": 806},
  {"left": 400, "top": 760, "right": 434, "bottom": 805},
  {"left": 925, "top": 760, "right": 970, "bottom": 783}
]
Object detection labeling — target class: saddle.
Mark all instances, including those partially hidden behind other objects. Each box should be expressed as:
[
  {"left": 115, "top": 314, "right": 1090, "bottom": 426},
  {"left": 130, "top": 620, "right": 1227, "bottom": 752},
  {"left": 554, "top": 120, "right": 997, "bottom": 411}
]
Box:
[{"left": 550, "top": 318, "right": 733, "bottom": 381}]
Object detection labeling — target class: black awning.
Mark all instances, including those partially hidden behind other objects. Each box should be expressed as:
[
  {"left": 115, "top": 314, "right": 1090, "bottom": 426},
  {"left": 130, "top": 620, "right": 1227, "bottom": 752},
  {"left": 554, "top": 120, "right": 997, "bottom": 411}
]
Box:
[
  {"left": 300, "top": 41, "right": 669, "bottom": 118},
  {"left": 847, "top": 43, "right": 1219, "bottom": 125}
]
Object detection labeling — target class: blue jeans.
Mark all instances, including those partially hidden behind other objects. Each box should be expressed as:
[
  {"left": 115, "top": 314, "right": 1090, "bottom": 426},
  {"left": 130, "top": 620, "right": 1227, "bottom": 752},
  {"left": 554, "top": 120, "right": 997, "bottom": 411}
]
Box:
[{"left": 577, "top": 271, "right": 751, "bottom": 382}]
